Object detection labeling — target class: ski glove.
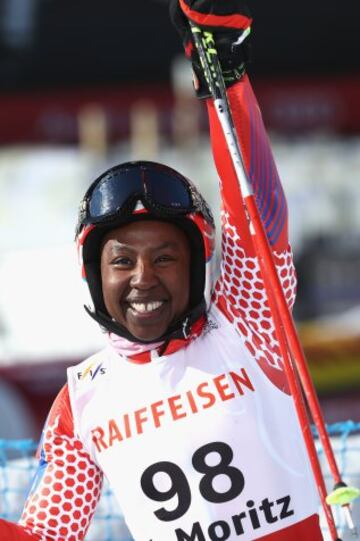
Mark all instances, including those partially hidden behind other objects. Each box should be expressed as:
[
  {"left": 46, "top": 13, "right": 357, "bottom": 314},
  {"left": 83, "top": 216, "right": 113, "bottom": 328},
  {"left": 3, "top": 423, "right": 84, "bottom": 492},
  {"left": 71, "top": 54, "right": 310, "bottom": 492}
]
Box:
[{"left": 169, "top": 0, "right": 252, "bottom": 98}]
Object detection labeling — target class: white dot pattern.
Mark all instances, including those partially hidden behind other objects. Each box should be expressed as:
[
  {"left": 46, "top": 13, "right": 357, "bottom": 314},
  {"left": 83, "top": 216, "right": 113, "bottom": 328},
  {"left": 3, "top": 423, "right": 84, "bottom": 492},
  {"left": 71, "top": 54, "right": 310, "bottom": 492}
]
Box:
[
  {"left": 20, "top": 415, "right": 103, "bottom": 540},
  {"left": 213, "top": 210, "right": 297, "bottom": 385}
]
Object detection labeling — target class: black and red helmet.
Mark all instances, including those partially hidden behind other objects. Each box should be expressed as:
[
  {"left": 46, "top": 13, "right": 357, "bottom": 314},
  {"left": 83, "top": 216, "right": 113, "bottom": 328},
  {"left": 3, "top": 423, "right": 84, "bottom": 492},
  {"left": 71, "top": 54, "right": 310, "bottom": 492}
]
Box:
[{"left": 75, "top": 160, "right": 216, "bottom": 343}]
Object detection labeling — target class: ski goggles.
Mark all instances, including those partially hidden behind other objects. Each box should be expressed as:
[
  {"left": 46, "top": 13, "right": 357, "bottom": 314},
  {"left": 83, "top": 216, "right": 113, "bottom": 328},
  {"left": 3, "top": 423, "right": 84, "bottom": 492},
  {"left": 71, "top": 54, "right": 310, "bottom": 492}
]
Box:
[{"left": 77, "top": 162, "right": 214, "bottom": 231}]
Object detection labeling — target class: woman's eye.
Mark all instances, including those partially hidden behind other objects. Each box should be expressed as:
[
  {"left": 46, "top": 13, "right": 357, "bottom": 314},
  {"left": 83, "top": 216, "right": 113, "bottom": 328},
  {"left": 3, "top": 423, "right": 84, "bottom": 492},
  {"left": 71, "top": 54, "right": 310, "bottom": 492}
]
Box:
[
  {"left": 156, "top": 255, "right": 174, "bottom": 263},
  {"left": 113, "top": 257, "right": 132, "bottom": 266}
]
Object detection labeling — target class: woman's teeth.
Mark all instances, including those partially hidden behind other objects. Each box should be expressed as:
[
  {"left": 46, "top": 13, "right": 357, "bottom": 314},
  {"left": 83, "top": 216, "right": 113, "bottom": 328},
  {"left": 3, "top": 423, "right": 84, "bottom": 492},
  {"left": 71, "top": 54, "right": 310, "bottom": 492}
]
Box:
[{"left": 129, "top": 301, "right": 164, "bottom": 313}]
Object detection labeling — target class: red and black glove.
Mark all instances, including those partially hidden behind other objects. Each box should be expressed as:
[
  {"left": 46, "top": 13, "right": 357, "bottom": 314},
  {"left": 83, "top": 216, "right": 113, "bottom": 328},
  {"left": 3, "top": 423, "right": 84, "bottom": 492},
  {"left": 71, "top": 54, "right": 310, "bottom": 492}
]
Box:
[{"left": 169, "top": 0, "right": 252, "bottom": 98}]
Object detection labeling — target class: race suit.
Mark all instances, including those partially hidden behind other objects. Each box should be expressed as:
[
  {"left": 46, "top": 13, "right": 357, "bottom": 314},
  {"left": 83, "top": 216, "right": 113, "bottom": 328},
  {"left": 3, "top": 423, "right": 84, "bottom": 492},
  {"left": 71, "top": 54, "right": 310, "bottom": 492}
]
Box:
[{"left": 0, "top": 76, "right": 323, "bottom": 541}]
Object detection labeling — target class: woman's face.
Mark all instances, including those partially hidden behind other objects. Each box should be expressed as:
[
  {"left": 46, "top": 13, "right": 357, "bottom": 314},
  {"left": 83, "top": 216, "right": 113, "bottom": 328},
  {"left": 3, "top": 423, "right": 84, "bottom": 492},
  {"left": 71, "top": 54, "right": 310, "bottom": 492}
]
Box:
[{"left": 101, "top": 220, "right": 190, "bottom": 342}]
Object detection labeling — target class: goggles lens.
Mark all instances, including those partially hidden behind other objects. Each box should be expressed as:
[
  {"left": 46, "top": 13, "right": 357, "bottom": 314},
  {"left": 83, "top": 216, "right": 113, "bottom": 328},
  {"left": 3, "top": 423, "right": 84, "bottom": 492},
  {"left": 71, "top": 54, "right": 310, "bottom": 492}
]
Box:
[
  {"left": 145, "top": 168, "right": 192, "bottom": 210},
  {"left": 88, "top": 170, "right": 142, "bottom": 218},
  {"left": 86, "top": 165, "right": 194, "bottom": 222}
]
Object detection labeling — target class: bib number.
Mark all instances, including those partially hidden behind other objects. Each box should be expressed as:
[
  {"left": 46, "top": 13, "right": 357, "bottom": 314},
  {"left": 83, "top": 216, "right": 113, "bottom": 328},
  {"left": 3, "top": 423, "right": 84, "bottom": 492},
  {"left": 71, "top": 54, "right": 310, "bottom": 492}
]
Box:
[{"left": 140, "top": 441, "right": 245, "bottom": 522}]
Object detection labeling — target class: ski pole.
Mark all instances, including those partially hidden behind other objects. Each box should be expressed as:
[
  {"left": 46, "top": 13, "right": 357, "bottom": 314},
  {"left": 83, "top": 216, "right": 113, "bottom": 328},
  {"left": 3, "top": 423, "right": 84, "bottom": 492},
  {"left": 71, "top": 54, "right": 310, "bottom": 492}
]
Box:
[{"left": 188, "top": 21, "right": 359, "bottom": 539}]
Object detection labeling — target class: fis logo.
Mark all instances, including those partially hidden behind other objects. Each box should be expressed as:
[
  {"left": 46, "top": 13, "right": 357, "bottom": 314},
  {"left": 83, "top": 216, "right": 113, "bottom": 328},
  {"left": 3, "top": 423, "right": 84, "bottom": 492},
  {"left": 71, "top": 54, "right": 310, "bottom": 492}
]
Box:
[{"left": 77, "top": 362, "right": 106, "bottom": 381}]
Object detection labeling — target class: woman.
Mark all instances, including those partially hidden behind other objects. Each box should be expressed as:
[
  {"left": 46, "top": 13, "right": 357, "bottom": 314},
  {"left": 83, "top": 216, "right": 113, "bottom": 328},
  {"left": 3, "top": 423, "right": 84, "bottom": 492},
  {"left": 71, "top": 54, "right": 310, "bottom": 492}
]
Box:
[{"left": 0, "top": 1, "right": 323, "bottom": 539}]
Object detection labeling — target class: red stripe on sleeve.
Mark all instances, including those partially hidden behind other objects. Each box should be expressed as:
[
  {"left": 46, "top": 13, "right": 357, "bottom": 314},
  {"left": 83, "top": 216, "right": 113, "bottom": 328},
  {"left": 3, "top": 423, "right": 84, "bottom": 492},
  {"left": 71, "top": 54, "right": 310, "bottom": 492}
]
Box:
[
  {"left": 179, "top": 0, "right": 252, "bottom": 30},
  {"left": 0, "top": 520, "right": 40, "bottom": 540}
]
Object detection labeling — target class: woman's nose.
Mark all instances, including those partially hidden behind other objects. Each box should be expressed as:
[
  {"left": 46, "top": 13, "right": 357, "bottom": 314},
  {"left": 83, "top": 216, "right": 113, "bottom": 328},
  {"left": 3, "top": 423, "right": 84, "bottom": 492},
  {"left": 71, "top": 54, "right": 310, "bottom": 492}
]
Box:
[{"left": 130, "top": 260, "right": 158, "bottom": 289}]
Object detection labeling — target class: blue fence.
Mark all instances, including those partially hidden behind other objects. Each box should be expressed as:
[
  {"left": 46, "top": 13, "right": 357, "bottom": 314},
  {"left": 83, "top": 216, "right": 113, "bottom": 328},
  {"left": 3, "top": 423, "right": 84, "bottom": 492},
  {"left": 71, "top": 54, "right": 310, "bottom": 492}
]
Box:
[{"left": 1, "top": 421, "right": 360, "bottom": 540}]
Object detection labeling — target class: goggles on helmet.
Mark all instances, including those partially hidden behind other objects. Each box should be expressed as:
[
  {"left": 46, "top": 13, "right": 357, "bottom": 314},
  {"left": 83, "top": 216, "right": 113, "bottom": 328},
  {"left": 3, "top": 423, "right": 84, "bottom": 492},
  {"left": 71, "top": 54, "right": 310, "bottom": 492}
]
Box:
[{"left": 77, "top": 161, "right": 214, "bottom": 234}]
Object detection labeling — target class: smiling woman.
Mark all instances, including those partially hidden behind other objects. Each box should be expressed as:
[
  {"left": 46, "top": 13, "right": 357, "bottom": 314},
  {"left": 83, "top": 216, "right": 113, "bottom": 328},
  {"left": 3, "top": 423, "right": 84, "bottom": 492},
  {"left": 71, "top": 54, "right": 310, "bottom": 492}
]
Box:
[
  {"left": 0, "top": 2, "right": 329, "bottom": 540},
  {"left": 78, "top": 160, "right": 213, "bottom": 347},
  {"left": 100, "top": 220, "right": 190, "bottom": 341}
]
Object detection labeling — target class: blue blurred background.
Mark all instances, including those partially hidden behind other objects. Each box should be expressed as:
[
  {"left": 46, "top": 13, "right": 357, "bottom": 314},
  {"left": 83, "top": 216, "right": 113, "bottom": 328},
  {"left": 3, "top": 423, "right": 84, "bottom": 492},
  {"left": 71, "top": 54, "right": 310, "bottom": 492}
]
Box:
[{"left": 0, "top": 0, "right": 359, "bottom": 441}]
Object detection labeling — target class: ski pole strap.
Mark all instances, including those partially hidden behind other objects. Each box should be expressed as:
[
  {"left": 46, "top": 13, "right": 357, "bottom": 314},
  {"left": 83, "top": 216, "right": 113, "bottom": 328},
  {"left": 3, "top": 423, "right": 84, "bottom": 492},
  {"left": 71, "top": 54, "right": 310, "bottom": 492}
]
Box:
[{"left": 189, "top": 22, "right": 227, "bottom": 99}]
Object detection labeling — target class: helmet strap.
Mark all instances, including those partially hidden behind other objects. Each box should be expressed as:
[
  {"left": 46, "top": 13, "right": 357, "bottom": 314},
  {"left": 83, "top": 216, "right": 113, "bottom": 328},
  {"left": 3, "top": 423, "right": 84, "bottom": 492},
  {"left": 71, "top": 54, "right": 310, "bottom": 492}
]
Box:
[{"left": 84, "top": 299, "right": 207, "bottom": 346}]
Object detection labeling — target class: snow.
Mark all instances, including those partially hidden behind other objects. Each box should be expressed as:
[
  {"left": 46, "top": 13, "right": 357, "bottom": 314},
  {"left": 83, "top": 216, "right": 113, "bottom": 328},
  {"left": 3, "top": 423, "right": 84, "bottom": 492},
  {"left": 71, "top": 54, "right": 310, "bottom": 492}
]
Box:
[
  {"left": 0, "top": 137, "right": 359, "bottom": 364},
  {"left": 0, "top": 244, "right": 106, "bottom": 365}
]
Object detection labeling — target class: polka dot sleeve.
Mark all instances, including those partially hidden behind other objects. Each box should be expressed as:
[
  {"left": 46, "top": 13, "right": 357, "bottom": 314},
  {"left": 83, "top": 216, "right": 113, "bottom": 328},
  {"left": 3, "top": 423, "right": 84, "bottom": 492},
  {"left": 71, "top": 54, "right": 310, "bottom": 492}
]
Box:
[
  {"left": 18, "top": 385, "right": 103, "bottom": 540},
  {"left": 207, "top": 76, "right": 297, "bottom": 392}
]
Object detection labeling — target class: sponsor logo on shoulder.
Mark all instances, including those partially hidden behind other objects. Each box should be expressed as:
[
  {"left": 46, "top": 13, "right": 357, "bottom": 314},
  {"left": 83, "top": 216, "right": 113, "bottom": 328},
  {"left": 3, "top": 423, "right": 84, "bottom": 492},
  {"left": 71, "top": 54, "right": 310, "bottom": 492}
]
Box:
[
  {"left": 77, "top": 362, "right": 106, "bottom": 381},
  {"left": 202, "top": 318, "right": 219, "bottom": 336}
]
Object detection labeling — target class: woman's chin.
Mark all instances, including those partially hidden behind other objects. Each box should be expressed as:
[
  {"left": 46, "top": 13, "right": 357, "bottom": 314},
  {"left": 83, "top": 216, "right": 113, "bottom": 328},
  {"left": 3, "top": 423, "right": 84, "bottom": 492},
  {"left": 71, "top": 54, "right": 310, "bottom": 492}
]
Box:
[
  {"left": 126, "top": 321, "right": 167, "bottom": 343},
  {"left": 124, "top": 307, "right": 170, "bottom": 342}
]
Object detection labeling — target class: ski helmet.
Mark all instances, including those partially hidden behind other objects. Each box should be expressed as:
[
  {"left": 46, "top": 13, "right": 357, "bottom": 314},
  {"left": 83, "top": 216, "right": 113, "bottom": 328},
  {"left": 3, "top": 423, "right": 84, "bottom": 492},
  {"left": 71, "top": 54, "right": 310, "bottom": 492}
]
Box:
[{"left": 75, "top": 160, "right": 216, "bottom": 343}]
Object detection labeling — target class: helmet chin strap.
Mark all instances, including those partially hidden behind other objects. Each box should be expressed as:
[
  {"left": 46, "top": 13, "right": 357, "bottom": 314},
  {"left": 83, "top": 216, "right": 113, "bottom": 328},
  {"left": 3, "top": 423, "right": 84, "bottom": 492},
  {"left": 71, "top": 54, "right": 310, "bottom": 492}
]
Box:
[{"left": 84, "top": 299, "right": 207, "bottom": 345}]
